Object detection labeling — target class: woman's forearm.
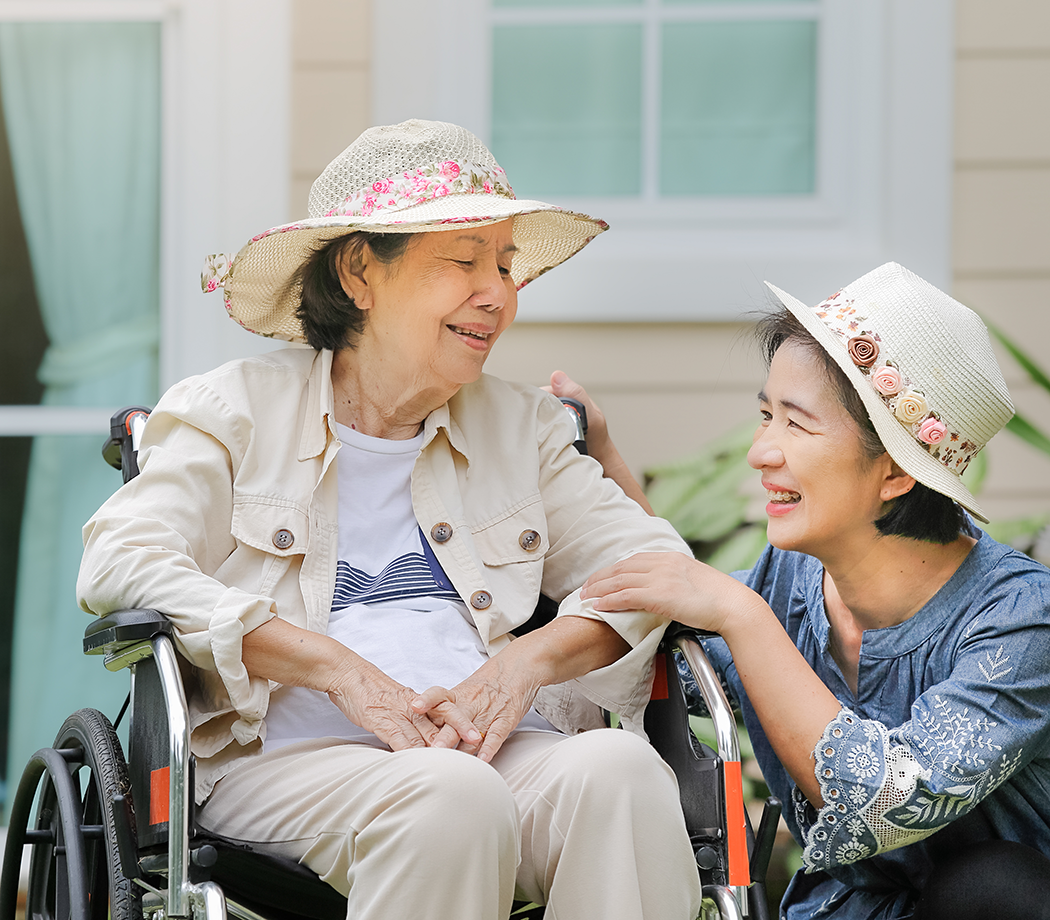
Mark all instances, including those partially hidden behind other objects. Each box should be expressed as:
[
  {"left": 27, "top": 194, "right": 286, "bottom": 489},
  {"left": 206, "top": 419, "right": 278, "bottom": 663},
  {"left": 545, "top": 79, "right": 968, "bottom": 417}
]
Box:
[
  {"left": 240, "top": 615, "right": 364, "bottom": 693},
  {"left": 504, "top": 614, "right": 631, "bottom": 687},
  {"left": 718, "top": 599, "right": 841, "bottom": 806}
]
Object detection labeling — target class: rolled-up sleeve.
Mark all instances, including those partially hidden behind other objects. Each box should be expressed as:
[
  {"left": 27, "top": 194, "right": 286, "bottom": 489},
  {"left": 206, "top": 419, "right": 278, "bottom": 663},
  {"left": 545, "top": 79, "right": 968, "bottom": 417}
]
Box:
[
  {"left": 532, "top": 394, "right": 693, "bottom": 731},
  {"left": 77, "top": 381, "right": 276, "bottom": 738}
]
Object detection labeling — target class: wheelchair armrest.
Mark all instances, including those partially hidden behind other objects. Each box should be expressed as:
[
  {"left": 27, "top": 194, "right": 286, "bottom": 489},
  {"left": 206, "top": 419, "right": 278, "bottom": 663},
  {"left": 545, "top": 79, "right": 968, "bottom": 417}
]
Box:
[
  {"left": 663, "top": 622, "right": 719, "bottom": 643},
  {"left": 84, "top": 608, "right": 172, "bottom": 657}
]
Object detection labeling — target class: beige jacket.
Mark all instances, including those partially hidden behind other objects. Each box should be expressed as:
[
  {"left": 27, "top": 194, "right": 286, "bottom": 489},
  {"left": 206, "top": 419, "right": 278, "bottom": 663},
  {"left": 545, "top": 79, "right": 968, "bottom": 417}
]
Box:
[{"left": 78, "top": 348, "right": 690, "bottom": 801}]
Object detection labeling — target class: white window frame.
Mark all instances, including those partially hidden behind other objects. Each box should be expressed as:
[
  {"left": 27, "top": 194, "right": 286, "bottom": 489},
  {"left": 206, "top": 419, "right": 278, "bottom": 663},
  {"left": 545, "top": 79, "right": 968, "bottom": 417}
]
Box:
[
  {"left": 373, "top": 0, "right": 954, "bottom": 322},
  {"left": 0, "top": 0, "right": 291, "bottom": 435}
]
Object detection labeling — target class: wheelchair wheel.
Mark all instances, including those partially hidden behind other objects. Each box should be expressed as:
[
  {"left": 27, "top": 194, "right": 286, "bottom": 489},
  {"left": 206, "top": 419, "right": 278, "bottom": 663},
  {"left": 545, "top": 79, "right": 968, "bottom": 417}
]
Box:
[{"left": 25, "top": 709, "right": 141, "bottom": 920}]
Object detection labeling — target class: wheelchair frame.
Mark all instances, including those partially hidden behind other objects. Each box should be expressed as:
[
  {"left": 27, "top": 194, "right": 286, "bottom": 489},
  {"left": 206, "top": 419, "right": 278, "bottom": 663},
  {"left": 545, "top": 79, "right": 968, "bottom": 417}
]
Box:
[{"left": 0, "top": 406, "right": 781, "bottom": 920}]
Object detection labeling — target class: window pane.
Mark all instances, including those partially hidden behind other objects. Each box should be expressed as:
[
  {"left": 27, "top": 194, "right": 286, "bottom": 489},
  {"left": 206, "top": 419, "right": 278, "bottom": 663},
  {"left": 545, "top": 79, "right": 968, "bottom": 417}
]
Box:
[
  {"left": 492, "top": 24, "right": 642, "bottom": 196},
  {"left": 661, "top": 20, "right": 817, "bottom": 195}
]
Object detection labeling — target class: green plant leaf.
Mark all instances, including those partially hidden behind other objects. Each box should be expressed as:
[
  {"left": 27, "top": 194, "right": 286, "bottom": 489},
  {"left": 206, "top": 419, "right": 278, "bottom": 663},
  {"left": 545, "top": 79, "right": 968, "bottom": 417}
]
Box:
[
  {"left": 987, "top": 320, "right": 1050, "bottom": 395},
  {"left": 703, "top": 522, "right": 769, "bottom": 573},
  {"left": 1006, "top": 412, "right": 1050, "bottom": 458},
  {"left": 981, "top": 513, "right": 1050, "bottom": 550}
]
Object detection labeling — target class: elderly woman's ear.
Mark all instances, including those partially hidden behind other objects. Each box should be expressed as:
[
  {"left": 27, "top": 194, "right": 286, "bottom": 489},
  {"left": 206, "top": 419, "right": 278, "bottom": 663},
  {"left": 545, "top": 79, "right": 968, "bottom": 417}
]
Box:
[{"left": 335, "top": 241, "right": 374, "bottom": 312}]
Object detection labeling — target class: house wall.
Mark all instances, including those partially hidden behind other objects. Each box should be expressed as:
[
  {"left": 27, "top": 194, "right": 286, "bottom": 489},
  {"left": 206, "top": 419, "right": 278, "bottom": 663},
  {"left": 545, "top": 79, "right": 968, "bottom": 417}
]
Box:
[
  {"left": 952, "top": 0, "right": 1050, "bottom": 523},
  {"left": 289, "top": 0, "right": 1050, "bottom": 528}
]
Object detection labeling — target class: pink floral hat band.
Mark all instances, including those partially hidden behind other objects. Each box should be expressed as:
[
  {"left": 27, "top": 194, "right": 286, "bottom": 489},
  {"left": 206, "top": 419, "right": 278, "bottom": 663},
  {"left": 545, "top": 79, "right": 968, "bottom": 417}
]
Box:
[
  {"left": 815, "top": 296, "right": 978, "bottom": 474},
  {"left": 201, "top": 159, "right": 521, "bottom": 296},
  {"left": 326, "top": 158, "right": 515, "bottom": 219}
]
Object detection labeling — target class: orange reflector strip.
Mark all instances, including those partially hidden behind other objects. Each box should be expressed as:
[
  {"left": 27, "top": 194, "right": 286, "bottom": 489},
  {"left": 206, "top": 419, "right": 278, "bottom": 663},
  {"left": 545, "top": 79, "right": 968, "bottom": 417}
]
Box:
[
  {"left": 723, "top": 760, "right": 751, "bottom": 887},
  {"left": 651, "top": 653, "right": 669, "bottom": 701},
  {"left": 150, "top": 766, "right": 170, "bottom": 825}
]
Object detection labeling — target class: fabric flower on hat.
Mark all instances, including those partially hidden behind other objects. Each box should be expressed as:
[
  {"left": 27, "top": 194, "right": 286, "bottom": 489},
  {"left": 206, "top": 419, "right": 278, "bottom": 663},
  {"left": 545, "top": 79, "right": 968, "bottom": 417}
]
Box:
[
  {"left": 847, "top": 334, "right": 880, "bottom": 368},
  {"left": 870, "top": 364, "right": 902, "bottom": 397},
  {"left": 918, "top": 417, "right": 948, "bottom": 445},
  {"left": 894, "top": 391, "right": 929, "bottom": 425},
  {"left": 201, "top": 253, "right": 232, "bottom": 293}
]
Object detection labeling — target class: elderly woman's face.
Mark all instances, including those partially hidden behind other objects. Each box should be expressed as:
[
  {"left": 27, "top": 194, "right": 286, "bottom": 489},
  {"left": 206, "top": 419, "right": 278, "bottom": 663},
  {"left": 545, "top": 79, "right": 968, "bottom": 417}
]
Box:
[{"left": 352, "top": 219, "right": 518, "bottom": 391}]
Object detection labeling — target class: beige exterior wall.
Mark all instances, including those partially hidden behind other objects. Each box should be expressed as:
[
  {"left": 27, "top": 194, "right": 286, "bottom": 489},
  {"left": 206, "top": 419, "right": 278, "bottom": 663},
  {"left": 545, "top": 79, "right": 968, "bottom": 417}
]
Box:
[
  {"left": 953, "top": 0, "right": 1050, "bottom": 523},
  {"left": 290, "top": 0, "right": 1050, "bottom": 527}
]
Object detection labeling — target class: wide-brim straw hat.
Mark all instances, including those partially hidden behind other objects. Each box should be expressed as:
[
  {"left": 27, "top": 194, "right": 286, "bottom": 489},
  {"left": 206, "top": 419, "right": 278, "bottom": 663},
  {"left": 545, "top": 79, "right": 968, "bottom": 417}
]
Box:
[
  {"left": 200, "top": 119, "right": 608, "bottom": 342},
  {"left": 765, "top": 262, "right": 1014, "bottom": 522}
]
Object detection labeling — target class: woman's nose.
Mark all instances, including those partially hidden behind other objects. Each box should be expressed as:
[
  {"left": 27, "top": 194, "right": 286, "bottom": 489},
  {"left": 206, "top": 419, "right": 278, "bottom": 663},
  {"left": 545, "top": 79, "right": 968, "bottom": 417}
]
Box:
[
  {"left": 747, "top": 425, "right": 783, "bottom": 471},
  {"left": 472, "top": 260, "right": 509, "bottom": 312}
]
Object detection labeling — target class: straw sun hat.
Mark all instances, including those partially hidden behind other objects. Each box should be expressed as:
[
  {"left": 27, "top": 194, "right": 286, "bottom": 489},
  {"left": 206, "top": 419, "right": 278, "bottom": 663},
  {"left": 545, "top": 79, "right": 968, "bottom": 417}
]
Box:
[
  {"left": 200, "top": 119, "right": 608, "bottom": 342},
  {"left": 766, "top": 262, "right": 1014, "bottom": 522}
]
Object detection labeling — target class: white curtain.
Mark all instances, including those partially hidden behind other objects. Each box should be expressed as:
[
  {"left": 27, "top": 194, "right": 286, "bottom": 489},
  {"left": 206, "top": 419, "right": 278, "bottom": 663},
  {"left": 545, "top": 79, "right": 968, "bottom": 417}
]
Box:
[{"left": 0, "top": 22, "right": 160, "bottom": 791}]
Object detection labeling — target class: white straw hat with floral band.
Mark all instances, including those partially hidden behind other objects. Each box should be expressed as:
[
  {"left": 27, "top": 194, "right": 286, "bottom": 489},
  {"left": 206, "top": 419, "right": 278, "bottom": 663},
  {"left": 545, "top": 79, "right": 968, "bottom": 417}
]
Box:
[
  {"left": 765, "top": 262, "right": 1013, "bottom": 523},
  {"left": 200, "top": 119, "right": 608, "bottom": 342}
]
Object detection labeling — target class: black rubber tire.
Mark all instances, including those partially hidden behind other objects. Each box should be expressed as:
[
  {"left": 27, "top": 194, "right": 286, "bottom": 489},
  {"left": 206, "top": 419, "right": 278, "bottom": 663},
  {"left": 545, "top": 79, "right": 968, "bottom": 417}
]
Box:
[{"left": 24, "top": 709, "right": 141, "bottom": 920}]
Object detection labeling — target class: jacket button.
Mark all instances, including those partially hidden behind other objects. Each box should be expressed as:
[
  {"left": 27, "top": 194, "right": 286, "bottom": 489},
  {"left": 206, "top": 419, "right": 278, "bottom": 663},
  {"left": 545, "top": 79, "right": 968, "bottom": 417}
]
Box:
[
  {"left": 470, "top": 590, "right": 492, "bottom": 610},
  {"left": 272, "top": 529, "right": 294, "bottom": 550},
  {"left": 518, "top": 529, "right": 541, "bottom": 552},
  {"left": 431, "top": 522, "right": 453, "bottom": 543}
]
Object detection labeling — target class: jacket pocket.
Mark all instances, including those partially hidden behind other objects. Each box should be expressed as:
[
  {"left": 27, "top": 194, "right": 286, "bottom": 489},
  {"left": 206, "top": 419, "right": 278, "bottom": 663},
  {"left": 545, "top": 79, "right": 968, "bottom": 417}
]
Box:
[
  {"left": 471, "top": 495, "right": 548, "bottom": 566},
  {"left": 231, "top": 494, "right": 310, "bottom": 557}
]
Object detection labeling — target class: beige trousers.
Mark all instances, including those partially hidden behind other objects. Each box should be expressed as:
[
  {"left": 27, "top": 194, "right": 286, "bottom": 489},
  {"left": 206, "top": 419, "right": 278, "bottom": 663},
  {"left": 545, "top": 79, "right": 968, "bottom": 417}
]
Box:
[{"left": 197, "top": 728, "right": 702, "bottom": 920}]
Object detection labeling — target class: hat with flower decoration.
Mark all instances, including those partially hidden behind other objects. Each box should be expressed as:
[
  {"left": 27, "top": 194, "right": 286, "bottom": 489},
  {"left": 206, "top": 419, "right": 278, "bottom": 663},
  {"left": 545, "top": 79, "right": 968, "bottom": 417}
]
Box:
[
  {"left": 200, "top": 119, "right": 608, "bottom": 342},
  {"left": 765, "top": 262, "right": 1014, "bottom": 522}
]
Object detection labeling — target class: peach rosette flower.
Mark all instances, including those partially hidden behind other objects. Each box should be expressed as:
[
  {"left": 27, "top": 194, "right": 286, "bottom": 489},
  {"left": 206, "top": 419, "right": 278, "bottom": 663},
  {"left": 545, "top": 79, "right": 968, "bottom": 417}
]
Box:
[{"left": 894, "top": 391, "right": 929, "bottom": 425}]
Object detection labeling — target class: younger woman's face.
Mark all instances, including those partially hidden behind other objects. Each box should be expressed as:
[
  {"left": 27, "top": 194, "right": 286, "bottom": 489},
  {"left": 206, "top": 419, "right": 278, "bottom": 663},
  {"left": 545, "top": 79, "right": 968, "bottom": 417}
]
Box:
[{"left": 746, "top": 340, "right": 893, "bottom": 562}]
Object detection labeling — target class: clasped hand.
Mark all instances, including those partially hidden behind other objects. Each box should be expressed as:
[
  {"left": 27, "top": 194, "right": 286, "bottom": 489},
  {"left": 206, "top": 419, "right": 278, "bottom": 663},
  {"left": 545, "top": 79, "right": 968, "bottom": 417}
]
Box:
[{"left": 328, "top": 653, "right": 539, "bottom": 763}]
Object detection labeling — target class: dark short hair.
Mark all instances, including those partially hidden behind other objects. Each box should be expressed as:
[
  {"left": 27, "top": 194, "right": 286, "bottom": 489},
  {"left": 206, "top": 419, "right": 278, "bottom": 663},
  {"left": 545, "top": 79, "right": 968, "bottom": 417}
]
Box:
[
  {"left": 296, "top": 231, "right": 416, "bottom": 351},
  {"left": 755, "top": 308, "right": 965, "bottom": 544}
]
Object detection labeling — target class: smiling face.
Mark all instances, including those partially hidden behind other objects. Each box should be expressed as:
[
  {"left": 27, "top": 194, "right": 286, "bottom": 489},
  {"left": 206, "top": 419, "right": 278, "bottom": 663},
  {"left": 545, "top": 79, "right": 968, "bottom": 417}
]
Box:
[
  {"left": 343, "top": 219, "right": 519, "bottom": 396},
  {"left": 746, "top": 339, "right": 901, "bottom": 562}
]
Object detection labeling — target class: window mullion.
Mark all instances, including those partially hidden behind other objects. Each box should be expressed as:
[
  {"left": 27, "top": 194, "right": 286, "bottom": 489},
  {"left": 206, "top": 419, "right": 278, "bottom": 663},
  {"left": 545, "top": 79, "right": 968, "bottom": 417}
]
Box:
[{"left": 641, "top": 0, "right": 660, "bottom": 201}]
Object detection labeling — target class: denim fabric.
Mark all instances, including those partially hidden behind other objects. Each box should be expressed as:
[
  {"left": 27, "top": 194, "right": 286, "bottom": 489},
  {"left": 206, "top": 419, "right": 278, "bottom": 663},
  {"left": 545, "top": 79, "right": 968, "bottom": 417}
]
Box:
[{"left": 686, "top": 526, "right": 1050, "bottom": 919}]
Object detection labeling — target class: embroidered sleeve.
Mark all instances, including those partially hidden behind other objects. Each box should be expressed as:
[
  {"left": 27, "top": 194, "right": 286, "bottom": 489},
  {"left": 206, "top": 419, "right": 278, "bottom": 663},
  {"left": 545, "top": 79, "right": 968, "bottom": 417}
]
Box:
[{"left": 800, "top": 701, "right": 1025, "bottom": 871}]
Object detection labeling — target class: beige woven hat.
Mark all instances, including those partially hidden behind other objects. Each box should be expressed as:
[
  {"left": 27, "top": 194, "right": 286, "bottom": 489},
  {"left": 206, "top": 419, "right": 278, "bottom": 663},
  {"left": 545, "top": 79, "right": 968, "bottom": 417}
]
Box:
[
  {"left": 200, "top": 119, "right": 608, "bottom": 342},
  {"left": 765, "top": 262, "right": 1014, "bottom": 522}
]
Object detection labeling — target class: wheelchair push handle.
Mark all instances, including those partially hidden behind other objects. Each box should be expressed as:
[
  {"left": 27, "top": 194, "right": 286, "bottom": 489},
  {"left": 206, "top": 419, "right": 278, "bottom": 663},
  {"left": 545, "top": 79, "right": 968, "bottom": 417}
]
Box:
[
  {"left": 559, "top": 397, "right": 588, "bottom": 456},
  {"left": 102, "top": 406, "right": 152, "bottom": 484}
]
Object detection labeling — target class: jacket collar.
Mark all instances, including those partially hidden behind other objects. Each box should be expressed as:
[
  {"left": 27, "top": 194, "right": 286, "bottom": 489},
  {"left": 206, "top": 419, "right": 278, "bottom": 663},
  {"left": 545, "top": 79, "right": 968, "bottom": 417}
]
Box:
[
  {"left": 298, "top": 348, "right": 336, "bottom": 461},
  {"left": 422, "top": 392, "right": 472, "bottom": 464}
]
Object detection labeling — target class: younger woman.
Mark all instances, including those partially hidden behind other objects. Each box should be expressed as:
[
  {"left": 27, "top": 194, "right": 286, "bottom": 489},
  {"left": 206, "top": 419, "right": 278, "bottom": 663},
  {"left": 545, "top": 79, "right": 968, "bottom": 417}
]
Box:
[{"left": 576, "top": 263, "right": 1050, "bottom": 919}]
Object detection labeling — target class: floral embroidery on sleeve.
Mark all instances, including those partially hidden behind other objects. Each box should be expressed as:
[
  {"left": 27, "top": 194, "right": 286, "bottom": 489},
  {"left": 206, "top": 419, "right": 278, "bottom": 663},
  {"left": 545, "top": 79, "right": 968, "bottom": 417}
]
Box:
[{"left": 800, "top": 705, "right": 1024, "bottom": 872}]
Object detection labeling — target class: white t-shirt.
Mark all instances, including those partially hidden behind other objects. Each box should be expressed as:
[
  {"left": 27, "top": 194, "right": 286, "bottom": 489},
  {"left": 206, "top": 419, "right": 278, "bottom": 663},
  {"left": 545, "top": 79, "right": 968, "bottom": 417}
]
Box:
[{"left": 264, "top": 422, "right": 555, "bottom": 750}]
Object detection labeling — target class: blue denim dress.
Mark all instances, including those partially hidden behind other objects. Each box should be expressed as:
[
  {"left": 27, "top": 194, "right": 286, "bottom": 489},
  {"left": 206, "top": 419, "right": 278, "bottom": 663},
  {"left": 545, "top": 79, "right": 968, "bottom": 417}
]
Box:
[{"left": 693, "top": 527, "right": 1050, "bottom": 919}]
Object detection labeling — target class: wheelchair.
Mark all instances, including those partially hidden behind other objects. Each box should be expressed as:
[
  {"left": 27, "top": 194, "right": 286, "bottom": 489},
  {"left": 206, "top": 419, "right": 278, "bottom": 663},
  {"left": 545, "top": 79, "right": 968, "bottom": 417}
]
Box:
[{"left": 0, "top": 406, "right": 782, "bottom": 920}]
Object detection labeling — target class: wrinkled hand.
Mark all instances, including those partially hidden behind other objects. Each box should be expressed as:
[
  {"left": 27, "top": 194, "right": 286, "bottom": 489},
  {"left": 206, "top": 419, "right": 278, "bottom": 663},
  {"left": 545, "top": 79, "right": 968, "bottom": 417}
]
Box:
[
  {"left": 412, "top": 654, "right": 542, "bottom": 762},
  {"left": 581, "top": 551, "right": 757, "bottom": 636},
  {"left": 326, "top": 661, "right": 482, "bottom": 752}
]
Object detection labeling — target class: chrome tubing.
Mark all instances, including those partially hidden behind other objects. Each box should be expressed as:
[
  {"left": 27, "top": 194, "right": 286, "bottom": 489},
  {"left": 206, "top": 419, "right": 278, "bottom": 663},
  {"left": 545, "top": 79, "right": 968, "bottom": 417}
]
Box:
[
  {"left": 190, "top": 881, "right": 229, "bottom": 920},
  {"left": 152, "top": 635, "right": 193, "bottom": 918},
  {"left": 677, "top": 636, "right": 748, "bottom": 917},
  {"left": 676, "top": 636, "right": 739, "bottom": 765},
  {"left": 704, "top": 885, "right": 744, "bottom": 920}
]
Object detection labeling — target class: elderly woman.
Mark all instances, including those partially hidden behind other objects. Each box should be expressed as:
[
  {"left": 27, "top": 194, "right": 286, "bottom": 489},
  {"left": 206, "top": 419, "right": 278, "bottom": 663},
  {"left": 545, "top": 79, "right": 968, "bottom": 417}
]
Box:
[
  {"left": 77, "top": 120, "right": 701, "bottom": 920},
  {"left": 579, "top": 264, "right": 1050, "bottom": 920}
]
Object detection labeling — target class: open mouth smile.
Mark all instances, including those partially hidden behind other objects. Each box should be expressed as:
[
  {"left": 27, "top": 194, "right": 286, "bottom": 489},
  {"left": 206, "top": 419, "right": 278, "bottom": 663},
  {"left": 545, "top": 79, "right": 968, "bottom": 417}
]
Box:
[
  {"left": 447, "top": 324, "right": 491, "bottom": 341},
  {"left": 767, "top": 489, "right": 801, "bottom": 504}
]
